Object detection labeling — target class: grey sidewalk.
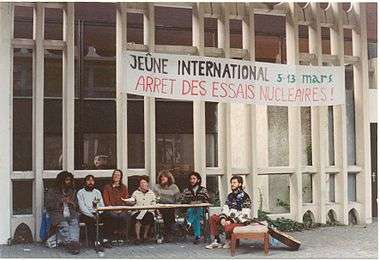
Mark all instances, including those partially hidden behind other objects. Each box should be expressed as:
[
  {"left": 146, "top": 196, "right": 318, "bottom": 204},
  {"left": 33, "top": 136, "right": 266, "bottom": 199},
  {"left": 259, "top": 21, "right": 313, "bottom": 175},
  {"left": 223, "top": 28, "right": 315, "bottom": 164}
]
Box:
[{"left": 0, "top": 221, "right": 377, "bottom": 259}]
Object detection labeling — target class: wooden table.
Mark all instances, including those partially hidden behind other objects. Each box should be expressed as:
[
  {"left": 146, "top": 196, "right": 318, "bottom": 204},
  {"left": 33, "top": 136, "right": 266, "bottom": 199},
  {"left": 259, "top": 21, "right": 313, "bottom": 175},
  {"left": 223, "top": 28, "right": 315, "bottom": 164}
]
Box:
[{"left": 95, "top": 203, "right": 212, "bottom": 245}]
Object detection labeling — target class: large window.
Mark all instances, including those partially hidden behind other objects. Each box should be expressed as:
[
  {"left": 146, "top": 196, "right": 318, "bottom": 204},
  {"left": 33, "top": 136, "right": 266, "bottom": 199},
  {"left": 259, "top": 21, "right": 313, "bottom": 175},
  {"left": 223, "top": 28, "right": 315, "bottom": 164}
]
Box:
[
  {"left": 301, "top": 107, "right": 312, "bottom": 166},
  {"left": 127, "top": 95, "right": 145, "bottom": 169},
  {"left": 345, "top": 65, "right": 356, "bottom": 165},
  {"left": 12, "top": 181, "right": 33, "bottom": 215},
  {"left": 205, "top": 102, "right": 218, "bottom": 167},
  {"left": 268, "top": 174, "right": 290, "bottom": 213},
  {"left": 44, "top": 50, "right": 63, "bottom": 170},
  {"left": 156, "top": 100, "right": 194, "bottom": 191},
  {"left": 75, "top": 100, "right": 116, "bottom": 169},
  {"left": 268, "top": 106, "right": 289, "bottom": 167},
  {"left": 74, "top": 4, "right": 117, "bottom": 170},
  {"left": 155, "top": 6, "right": 192, "bottom": 46},
  {"left": 328, "top": 106, "right": 335, "bottom": 166},
  {"left": 13, "top": 49, "right": 33, "bottom": 171}
]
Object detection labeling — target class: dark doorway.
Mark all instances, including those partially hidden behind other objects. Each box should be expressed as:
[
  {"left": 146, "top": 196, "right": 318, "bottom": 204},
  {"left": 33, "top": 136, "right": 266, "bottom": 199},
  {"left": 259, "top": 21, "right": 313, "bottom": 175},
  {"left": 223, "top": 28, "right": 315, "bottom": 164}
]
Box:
[{"left": 370, "top": 123, "right": 377, "bottom": 217}]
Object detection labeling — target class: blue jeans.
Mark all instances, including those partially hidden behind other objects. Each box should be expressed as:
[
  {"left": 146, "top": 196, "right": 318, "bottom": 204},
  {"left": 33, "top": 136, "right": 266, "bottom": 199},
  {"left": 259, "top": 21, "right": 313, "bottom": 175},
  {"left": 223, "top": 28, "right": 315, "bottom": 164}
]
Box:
[
  {"left": 57, "top": 217, "right": 80, "bottom": 244},
  {"left": 186, "top": 208, "right": 204, "bottom": 238}
]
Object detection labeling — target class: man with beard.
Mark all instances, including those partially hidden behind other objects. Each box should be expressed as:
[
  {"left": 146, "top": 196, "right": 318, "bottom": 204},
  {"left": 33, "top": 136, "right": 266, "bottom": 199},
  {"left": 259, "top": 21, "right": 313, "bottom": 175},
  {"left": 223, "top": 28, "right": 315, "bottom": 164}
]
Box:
[
  {"left": 45, "top": 171, "right": 80, "bottom": 255},
  {"left": 205, "top": 176, "right": 252, "bottom": 250},
  {"left": 181, "top": 171, "right": 209, "bottom": 244},
  {"left": 77, "top": 175, "right": 111, "bottom": 252}
]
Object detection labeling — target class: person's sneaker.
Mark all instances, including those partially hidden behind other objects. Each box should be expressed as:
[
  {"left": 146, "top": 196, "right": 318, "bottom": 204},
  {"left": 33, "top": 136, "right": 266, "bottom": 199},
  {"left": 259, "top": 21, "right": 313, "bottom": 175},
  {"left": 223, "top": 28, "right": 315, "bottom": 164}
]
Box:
[
  {"left": 94, "top": 244, "right": 104, "bottom": 253},
  {"left": 193, "top": 236, "right": 201, "bottom": 245},
  {"left": 134, "top": 239, "right": 142, "bottom": 245},
  {"left": 222, "top": 242, "right": 231, "bottom": 249},
  {"left": 164, "top": 235, "right": 172, "bottom": 243},
  {"left": 205, "top": 240, "right": 223, "bottom": 249},
  {"left": 68, "top": 242, "right": 80, "bottom": 255},
  {"left": 185, "top": 222, "right": 192, "bottom": 233},
  {"left": 102, "top": 240, "right": 112, "bottom": 248}
]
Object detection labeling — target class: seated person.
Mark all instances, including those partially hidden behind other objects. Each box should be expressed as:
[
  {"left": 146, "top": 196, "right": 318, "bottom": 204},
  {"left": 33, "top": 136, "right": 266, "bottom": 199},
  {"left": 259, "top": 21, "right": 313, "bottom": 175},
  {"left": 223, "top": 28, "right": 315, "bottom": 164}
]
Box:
[
  {"left": 131, "top": 176, "right": 156, "bottom": 244},
  {"left": 182, "top": 171, "right": 209, "bottom": 244},
  {"left": 205, "top": 176, "right": 252, "bottom": 249},
  {"left": 77, "top": 174, "right": 111, "bottom": 252},
  {"left": 102, "top": 169, "right": 130, "bottom": 240},
  {"left": 45, "top": 171, "right": 80, "bottom": 255},
  {"left": 153, "top": 170, "right": 180, "bottom": 242}
]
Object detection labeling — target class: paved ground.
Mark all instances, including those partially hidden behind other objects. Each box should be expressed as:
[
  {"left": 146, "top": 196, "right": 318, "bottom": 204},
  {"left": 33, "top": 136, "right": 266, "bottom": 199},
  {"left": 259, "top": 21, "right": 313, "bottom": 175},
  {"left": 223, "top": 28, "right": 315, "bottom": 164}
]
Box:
[{"left": 0, "top": 221, "right": 377, "bottom": 259}]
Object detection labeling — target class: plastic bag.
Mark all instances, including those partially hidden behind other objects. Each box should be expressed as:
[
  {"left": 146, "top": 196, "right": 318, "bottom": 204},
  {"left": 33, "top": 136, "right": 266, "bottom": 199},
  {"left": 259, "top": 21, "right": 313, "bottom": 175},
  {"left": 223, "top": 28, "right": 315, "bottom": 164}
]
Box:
[{"left": 39, "top": 210, "right": 52, "bottom": 241}]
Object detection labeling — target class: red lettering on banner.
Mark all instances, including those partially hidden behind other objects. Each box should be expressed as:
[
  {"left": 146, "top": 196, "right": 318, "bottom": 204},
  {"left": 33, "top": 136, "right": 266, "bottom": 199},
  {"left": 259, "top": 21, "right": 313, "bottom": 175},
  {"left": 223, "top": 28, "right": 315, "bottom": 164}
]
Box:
[
  {"left": 135, "top": 75, "right": 176, "bottom": 95},
  {"left": 275, "top": 87, "right": 281, "bottom": 101},
  {"left": 320, "top": 88, "right": 326, "bottom": 101},
  {"left": 146, "top": 76, "right": 154, "bottom": 92},
  {"left": 288, "top": 87, "right": 295, "bottom": 102},
  {"left": 163, "top": 78, "right": 175, "bottom": 95},
  {"left": 182, "top": 80, "right": 191, "bottom": 95},
  {"left": 181, "top": 80, "right": 207, "bottom": 96},
  {"left": 220, "top": 83, "right": 228, "bottom": 98},
  {"left": 135, "top": 75, "right": 145, "bottom": 91},
  {"left": 199, "top": 81, "right": 207, "bottom": 96},
  {"left": 247, "top": 85, "right": 255, "bottom": 99},
  {"left": 212, "top": 82, "right": 218, "bottom": 97},
  {"left": 313, "top": 87, "right": 319, "bottom": 101},
  {"left": 154, "top": 77, "right": 162, "bottom": 93},
  {"left": 304, "top": 88, "right": 311, "bottom": 102},
  {"left": 228, "top": 83, "right": 236, "bottom": 98},
  {"left": 295, "top": 88, "right": 303, "bottom": 102}
]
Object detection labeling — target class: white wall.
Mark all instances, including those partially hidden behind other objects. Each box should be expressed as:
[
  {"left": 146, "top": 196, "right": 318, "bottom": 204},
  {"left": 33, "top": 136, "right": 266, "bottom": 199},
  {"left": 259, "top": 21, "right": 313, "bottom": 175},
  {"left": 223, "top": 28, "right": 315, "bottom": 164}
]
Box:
[
  {"left": 368, "top": 89, "right": 377, "bottom": 123},
  {"left": 0, "top": 2, "right": 13, "bottom": 244}
]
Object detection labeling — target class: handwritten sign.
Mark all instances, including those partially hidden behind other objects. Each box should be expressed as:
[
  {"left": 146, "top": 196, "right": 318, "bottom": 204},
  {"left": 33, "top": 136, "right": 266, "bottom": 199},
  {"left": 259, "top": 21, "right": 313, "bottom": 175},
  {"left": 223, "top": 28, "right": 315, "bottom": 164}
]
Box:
[{"left": 123, "top": 51, "right": 345, "bottom": 106}]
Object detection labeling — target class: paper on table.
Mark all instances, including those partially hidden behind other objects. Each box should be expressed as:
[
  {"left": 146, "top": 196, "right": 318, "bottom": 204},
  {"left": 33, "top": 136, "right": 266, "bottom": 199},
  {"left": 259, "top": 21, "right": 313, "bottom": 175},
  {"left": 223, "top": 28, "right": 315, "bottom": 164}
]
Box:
[{"left": 136, "top": 210, "right": 147, "bottom": 220}]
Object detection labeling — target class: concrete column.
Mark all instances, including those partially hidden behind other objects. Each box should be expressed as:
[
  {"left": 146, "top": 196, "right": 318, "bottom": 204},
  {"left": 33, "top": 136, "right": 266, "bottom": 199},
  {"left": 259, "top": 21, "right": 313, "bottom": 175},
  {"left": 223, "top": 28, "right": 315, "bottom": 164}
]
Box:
[
  {"left": 352, "top": 3, "right": 372, "bottom": 224},
  {"left": 32, "top": 3, "right": 45, "bottom": 240},
  {"left": 242, "top": 3, "right": 259, "bottom": 218},
  {"left": 308, "top": 3, "right": 329, "bottom": 224},
  {"left": 116, "top": 3, "right": 128, "bottom": 176},
  {"left": 192, "top": 3, "right": 206, "bottom": 185},
  {"left": 144, "top": 3, "right": 156, "bottom": 184},
  {"left": 286, "top": 3, "right": 303, "bottom": 222},
  {"left": 0, "top": 2, "right": 13, "bottom": 244},
  {"left": 217, "top": 3, "right": 231, "bottom": 202},
  {"left": 330, "top": 3, "right": 349, "bottom": 225},
  {"left": 62, "top": 3, "right": 75, "bottom": 173}
]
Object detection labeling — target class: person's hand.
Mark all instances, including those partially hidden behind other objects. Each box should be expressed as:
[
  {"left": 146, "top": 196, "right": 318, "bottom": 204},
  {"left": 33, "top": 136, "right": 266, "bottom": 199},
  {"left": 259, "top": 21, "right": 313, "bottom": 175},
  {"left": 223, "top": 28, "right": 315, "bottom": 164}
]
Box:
[
  {"left": 62, "top": 197, "right": 70, "bottom": 203},
  {"left": 115, "top": 210, "right": 122, "bottom": 214},
  {"left": 221, "top": 219, "right": 231, "bottom": 226}
]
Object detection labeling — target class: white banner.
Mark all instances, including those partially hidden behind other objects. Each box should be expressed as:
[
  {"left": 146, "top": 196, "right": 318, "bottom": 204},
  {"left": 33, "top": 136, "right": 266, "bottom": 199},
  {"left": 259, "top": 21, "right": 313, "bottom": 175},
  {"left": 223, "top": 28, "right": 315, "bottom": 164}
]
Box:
[{"left": 123, "top": 51, "right": 345, "bottom": 106}]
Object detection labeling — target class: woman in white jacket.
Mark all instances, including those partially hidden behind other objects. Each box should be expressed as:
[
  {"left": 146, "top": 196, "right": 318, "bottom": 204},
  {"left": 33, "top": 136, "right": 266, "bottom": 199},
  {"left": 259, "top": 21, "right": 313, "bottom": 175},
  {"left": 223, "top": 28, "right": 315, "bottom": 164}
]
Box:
[{"left": 131, "top": 176, "right": 156, "bottom": 244}]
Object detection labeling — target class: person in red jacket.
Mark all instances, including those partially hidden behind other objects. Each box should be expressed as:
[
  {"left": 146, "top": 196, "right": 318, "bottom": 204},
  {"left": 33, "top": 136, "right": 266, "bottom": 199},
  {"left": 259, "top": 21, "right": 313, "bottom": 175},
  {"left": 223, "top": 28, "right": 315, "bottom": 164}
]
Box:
[
  {"left": 102, "top": 169, "right": 130, "bottom": 240},
  {"left": 205, "top": 176, "right": 252, "bottom": 249}
]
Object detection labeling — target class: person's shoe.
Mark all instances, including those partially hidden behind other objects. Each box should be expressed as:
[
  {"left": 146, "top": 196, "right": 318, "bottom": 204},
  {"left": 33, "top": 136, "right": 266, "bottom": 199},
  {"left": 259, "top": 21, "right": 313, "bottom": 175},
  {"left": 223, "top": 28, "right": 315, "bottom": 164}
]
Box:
[
  {"left": 193, "top": 236, "right": 201, "bottom": 245},
  {"left": 94, "top": 244, "right": 104, "bottom": 253},
  {"left": 134, "top": 239, "right": 142, "bottom": 245},
  {"left": 185, "top": 222, "right": 192, "bottom": 233},
  {"left": 68, "top": 242, "right": 80, "bottom": 255},
  {"left": 205, "top": 240, "right": 223, "bottom": 249},
  {"left": 222, "top": 242, "right": 231, "bottom": 249},
  {"left": 164, "top": 235, "right": 172, "bottom": 243},
  {"left": 102, "top": 240, "right": 112, "bottom": 249}
]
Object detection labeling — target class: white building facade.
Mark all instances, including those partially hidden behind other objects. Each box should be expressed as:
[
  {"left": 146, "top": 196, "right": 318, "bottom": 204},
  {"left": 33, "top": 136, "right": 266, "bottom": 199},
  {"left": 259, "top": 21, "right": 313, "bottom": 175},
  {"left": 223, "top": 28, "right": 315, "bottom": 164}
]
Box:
[{"left": 0, "top": 2, "right": 377, "bottom": 243}]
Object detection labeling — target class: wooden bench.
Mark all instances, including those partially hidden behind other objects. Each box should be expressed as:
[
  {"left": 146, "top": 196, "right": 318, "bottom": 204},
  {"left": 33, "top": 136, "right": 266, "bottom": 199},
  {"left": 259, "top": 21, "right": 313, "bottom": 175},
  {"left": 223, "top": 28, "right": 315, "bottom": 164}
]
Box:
[{"left": 230, "top": 222, "right": 269, "bottom": 256}]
